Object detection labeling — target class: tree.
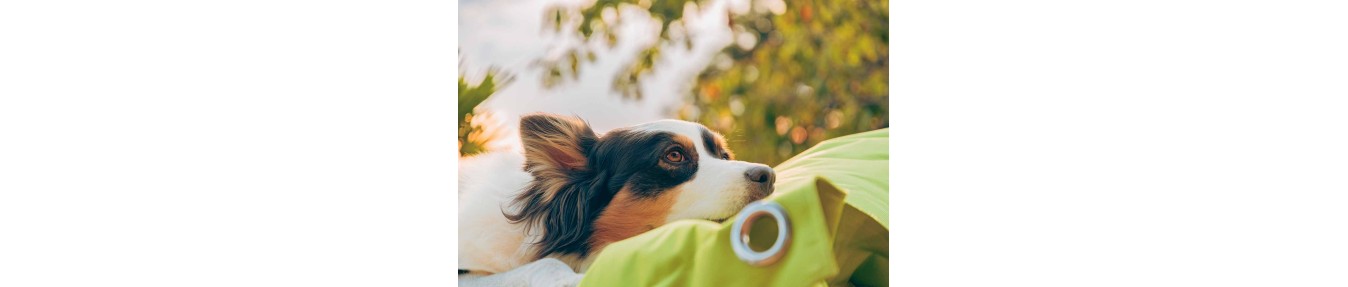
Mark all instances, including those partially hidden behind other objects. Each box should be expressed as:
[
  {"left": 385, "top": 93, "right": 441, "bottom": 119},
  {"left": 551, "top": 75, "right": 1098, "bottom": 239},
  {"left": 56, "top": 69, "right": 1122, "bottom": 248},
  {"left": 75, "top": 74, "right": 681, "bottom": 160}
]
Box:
[
  {"left": 459, "top": 67, "right": 512, "bottom": 156},
  {"left": 542, "top": 0, "right": 888, "bottom": 165}
]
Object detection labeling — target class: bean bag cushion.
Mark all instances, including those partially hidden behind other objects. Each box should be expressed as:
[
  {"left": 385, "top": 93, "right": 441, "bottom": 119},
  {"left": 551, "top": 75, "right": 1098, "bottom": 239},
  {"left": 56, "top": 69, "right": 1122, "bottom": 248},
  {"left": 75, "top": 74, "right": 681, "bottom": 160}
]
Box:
[{"left": 581, "top": 128, "right": 889, "bottom": 286}]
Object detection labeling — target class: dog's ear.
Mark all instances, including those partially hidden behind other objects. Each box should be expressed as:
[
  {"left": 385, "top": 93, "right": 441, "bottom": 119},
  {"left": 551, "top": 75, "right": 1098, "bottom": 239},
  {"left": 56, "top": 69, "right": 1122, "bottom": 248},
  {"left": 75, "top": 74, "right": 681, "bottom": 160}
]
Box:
[
  {"left": 506, "top": 113, "right": 606, "bottom": 258},
  {"left": 518, "top": 113, "right": 596, "bottom": 174}
]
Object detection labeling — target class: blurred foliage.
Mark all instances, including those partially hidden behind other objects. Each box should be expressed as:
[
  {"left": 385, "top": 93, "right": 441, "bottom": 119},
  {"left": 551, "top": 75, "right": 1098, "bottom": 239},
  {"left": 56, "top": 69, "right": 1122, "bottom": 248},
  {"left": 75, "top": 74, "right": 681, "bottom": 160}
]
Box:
[
  {"left": 543, "top": 0, "right": 889, "bottom": 165},
  {"left": 459, "top": 67, "right": 512, "bottom": 156}
]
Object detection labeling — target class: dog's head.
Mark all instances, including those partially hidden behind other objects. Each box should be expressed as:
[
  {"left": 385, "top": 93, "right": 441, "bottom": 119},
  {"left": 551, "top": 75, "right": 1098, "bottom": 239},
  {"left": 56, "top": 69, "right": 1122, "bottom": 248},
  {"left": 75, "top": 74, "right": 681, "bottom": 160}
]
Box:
[{"left": 504, "top": 113, "right": 775, "bottom": 259}]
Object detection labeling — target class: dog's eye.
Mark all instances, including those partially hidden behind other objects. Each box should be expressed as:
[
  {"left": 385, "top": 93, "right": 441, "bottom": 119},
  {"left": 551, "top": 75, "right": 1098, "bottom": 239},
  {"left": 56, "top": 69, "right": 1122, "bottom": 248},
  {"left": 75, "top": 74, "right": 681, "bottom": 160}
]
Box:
[
  {"left": 665, "top": 150, "right": 685, "bottom": 162},
  {"left": 721, "top": 154, "right": 730, "bottom": 160}
]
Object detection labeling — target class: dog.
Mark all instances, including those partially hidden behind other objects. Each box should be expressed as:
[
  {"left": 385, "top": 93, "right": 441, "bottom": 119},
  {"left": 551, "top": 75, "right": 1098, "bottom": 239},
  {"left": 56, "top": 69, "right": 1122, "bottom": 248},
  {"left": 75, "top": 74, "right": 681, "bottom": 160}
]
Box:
[{"left": 458, "top": 113, "right": 776, "bottom": 285}]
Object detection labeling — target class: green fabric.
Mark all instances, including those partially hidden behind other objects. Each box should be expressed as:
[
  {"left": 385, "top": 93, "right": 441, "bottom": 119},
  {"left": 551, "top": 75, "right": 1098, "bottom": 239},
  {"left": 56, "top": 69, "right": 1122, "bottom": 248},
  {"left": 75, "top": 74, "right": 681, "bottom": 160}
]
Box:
[{"left": 580, "top": 129, "right": 889, "bottom": 286}]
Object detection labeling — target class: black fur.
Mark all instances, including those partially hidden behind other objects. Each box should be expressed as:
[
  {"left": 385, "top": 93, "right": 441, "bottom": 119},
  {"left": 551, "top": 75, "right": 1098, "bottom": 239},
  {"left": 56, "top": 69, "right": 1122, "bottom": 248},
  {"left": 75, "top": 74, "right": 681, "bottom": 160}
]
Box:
[
  {"left": 504, "top": 115, "right": 700, "bottom": 259},
  {"left": 700, "top": 127, "right": 729, "bottom": 160},
  {"left": 594, "top": 128, "right": 698, "bottom": 198}
]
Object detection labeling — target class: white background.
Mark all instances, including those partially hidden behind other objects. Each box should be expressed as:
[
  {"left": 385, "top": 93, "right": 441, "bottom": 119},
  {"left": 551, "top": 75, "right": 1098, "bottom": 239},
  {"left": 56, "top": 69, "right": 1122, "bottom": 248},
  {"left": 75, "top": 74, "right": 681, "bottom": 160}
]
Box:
[
  {"left": 1, "top": 1, "right": 456, "bottom": 286},
  {"left": 894, "top": 0, "right": 1348, "bottom": 286},
  {"left": 1, "top": 0, "right": 1345, "bottom": 286}
]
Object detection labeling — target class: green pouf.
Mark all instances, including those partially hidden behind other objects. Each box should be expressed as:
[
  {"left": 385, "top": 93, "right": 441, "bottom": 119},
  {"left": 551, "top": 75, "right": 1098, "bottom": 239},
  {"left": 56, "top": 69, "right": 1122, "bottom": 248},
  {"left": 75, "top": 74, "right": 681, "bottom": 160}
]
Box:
[{"left": 582, "top": 129, "right": 889, "bottom": 286}]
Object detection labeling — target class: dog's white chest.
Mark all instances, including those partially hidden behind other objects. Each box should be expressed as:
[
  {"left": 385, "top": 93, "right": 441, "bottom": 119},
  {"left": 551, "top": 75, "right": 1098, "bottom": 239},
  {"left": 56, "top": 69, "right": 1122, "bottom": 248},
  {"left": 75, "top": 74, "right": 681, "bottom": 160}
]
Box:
[{"left": 457, "top": 151, "right": 535, "bottom": 273}]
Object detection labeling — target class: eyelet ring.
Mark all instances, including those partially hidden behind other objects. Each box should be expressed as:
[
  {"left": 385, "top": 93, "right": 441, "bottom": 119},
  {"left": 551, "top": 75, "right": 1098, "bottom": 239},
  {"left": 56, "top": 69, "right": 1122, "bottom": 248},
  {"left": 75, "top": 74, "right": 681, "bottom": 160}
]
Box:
[{"left": 729, "top": 201, "right": 791, "bottom": 266}]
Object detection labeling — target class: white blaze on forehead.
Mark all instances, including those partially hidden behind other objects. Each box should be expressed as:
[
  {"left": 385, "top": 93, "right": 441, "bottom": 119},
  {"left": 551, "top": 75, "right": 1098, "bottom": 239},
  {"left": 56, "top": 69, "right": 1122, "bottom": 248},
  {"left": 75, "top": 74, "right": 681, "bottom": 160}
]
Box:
[{"left": 631, "top": 119, "right": 714, "bottom": 155}]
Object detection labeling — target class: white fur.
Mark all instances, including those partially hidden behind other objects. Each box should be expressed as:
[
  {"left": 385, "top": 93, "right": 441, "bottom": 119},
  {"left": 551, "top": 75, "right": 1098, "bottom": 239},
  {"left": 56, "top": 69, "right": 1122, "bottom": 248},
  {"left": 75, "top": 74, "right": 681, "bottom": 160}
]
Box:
[
  {"left": 664, "top": 156, "right": 762, "bottom": 222},
  {"left": 457, "top": 150, "right": 535, "bottom": 273}
]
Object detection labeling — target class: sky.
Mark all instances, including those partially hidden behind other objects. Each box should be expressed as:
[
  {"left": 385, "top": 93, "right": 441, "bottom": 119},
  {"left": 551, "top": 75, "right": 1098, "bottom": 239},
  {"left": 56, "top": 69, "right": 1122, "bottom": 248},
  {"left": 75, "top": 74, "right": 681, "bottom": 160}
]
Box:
[{"left": 459, "top": 0, "right": 740, "bottom": 150}]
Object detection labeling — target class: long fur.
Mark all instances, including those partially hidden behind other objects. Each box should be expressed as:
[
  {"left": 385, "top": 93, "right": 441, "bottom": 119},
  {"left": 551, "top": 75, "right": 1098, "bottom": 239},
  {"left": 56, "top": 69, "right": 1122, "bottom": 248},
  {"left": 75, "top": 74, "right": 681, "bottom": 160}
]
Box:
[
  {"left": 503, "top": 113, "right": 610, "bottom": 258},
  {"left": 502, "top": 114, "right": 706, "bottom": 259}
]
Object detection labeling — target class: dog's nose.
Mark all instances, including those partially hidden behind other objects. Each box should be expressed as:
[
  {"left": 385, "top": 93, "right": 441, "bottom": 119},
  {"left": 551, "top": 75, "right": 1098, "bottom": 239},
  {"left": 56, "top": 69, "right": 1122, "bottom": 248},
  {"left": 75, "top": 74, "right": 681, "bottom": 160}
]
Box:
[
  {"left": 745, "top": 166, "right": 774, "bottom": 184},
  {"left": 744, "top": 166, "right": 776, "bottom": 196}
]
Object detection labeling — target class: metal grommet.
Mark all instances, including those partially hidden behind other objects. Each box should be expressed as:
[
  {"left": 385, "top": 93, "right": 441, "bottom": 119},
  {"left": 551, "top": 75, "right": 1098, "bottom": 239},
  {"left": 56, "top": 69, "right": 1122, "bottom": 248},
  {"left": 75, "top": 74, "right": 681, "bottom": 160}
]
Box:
[{"left": 729, "top": 201, "right": 791, "bottom": 266}]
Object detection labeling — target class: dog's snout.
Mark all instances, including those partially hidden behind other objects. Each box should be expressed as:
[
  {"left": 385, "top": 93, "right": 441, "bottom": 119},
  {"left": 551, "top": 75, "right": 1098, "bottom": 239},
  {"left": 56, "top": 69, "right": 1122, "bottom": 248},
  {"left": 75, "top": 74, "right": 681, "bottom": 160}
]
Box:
[
  {"left": 745, "top": 166, "right": 774, "bottom": 184},
  {"left": 744, "top": 166, "right": 776, "bottom": 198}
]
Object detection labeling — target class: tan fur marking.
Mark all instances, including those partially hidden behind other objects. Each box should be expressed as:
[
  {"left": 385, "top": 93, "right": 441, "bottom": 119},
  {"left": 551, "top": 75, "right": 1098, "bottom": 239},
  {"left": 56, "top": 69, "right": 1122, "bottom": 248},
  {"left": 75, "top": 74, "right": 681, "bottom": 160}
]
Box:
[
  {"left": 521, "top": 115, "right": 590, "bottom": 171},
  {"left": 658, "top": 134, "right": 699, "bottom": 170},
  {"left": 672, "top": 134, "right": 696, "bottom": 152},
  {"left": 588, "top": 187, "right": 680, "bottom": 251},
  {"left": 708, "top": 131, "right": 734, "bottom": 160}
]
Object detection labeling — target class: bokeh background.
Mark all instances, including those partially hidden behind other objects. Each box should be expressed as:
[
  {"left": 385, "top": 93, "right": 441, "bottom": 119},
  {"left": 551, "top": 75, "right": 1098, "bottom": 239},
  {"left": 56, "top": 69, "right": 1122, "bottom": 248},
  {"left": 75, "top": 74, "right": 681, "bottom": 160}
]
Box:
[{"left": 460, "top": 0, "right": 887, "bottom": 166}]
